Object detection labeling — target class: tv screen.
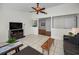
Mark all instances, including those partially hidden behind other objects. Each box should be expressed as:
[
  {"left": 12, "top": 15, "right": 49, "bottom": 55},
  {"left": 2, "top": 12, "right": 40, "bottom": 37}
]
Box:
[{"left": 10, "top": 22, "right": 22, "bottom": 30}]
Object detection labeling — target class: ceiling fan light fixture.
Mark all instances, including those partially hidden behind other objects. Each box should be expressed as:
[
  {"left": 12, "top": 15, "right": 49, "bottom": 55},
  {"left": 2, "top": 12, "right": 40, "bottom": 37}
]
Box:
[{"left": 31, "top": 3, "right": 47, "bottom": 14}]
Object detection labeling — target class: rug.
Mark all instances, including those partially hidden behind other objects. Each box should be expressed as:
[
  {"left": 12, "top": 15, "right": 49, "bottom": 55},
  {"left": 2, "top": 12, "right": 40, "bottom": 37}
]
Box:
[{"left": 14, "top": 46, "right": 43, "bottom": 55}]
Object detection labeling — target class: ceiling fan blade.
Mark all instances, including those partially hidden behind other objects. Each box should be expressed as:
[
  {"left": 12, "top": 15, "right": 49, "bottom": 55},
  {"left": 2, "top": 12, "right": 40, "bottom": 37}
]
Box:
[
  {"left": 40, "top": 11, "right": 47, "bottom": 14},
  {"left": 37, "top": 3, "right": 39, "bottom": 7},
  {"left": 36, "top": 11, "right": 39, "bottom": 14},
  {"left": 29, "top": 11, "right": 35, "bottom": 13},
  {"left": 40, "top": 8, "right": 45, "bottom": 10},
  {"left": 32, "top": 7, "right": 36, "bottom": 10}
]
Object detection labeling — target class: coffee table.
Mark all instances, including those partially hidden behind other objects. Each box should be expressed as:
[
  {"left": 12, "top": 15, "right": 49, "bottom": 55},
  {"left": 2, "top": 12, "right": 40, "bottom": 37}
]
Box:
[{"left": 0, "top": 42, "right": 23, "bottom": 55}]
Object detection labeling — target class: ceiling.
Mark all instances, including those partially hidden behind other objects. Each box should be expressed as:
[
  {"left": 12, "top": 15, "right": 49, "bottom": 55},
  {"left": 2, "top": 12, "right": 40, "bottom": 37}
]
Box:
[{"left": 0, "top": 3, "right": 63, "bottom": 11}]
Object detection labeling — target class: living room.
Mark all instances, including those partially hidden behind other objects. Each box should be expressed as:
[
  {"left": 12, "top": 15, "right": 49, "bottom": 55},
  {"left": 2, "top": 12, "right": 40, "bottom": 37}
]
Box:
[{"left": 0, "top": 3, "right": 79, "bottom": 55}]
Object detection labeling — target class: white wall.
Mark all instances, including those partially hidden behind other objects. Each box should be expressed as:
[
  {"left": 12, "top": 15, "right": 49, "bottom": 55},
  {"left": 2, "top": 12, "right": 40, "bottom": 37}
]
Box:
[
  {"left": 0, "top": 6, "right": 32, "bottom": 42},
  {"left": 51, "top": 28, "right": 71, "bottom": 40}
]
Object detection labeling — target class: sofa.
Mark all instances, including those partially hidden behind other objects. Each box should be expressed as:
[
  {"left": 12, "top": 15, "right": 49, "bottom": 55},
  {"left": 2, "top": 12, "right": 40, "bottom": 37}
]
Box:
[
  {"left": 64, "top": 33, "right": 79, "bottom": 55},
  {"left": 64, "top": 33, "right": 79, "bottom": 45}
]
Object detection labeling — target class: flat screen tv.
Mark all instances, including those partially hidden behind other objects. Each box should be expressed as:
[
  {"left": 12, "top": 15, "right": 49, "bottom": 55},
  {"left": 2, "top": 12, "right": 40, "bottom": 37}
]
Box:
[{"left": 10, "top": 22, "right": 22, "bottom": 30}]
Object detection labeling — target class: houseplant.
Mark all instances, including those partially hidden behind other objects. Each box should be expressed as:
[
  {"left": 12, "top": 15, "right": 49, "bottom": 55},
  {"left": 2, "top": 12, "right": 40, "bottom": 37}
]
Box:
[
  {"left": 7, "top": 37, "right": 16, "bottom": 44},
  {"left": 32, "top": 24, "right": 37, "bottom": 27}
]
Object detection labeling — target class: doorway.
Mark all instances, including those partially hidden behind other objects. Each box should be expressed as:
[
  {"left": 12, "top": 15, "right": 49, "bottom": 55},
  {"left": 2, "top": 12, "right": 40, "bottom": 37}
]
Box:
[{"left": 38, "top": 17, "right": 51, "bottom": 36}]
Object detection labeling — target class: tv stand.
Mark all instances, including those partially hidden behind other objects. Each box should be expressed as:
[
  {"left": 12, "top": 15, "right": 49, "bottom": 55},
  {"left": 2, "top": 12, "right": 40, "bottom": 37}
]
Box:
[{"left": 10, "top": 29, "right": 25, "bottom": 39}]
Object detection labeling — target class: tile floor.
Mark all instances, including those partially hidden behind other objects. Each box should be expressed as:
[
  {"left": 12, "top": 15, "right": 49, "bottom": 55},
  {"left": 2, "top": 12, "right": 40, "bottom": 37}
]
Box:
[{"left": 18, "top": 34, "right": 64, "bottom": 55}]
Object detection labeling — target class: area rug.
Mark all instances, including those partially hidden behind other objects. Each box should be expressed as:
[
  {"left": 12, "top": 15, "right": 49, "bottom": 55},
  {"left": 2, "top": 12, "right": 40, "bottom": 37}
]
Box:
[{"left": 14, "top": 46, "right": 43, "bottom": 55}]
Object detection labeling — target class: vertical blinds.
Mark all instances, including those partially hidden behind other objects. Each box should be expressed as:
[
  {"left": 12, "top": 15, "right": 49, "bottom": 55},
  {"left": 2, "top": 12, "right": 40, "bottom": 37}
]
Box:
[{"left": 52, "top": 15, "right": 77, "bottom": 29}]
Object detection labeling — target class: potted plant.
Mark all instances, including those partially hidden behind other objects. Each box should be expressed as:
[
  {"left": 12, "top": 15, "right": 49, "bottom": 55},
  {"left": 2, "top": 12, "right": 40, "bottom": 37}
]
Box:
[
  {"left": 7, "top": 37, "right": 16, "bottom": 44},
  {"left": 32, "top": 24, "right": 37, "bottom": 27}
]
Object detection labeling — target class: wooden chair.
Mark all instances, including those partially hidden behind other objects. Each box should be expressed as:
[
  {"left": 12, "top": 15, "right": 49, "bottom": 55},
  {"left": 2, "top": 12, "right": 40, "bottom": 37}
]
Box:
[{"left": 41, "top": 37, "right": 54, "bottom": 55}]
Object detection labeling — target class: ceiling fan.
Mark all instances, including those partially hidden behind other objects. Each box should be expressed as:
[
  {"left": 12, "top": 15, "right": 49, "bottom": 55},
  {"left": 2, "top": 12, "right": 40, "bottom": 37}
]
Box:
[{"left": 30, "top": 3, "right": 47, "bottom": 14}]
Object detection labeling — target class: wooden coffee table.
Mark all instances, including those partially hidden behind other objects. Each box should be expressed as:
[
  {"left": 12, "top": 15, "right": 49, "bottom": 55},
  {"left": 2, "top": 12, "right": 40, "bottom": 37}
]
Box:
[
  {"left": 41, "top": 38, "right": 54, "bottom": 55},
  {"left": 0, "top": 42, "right": 23, "bottom": 55}
]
